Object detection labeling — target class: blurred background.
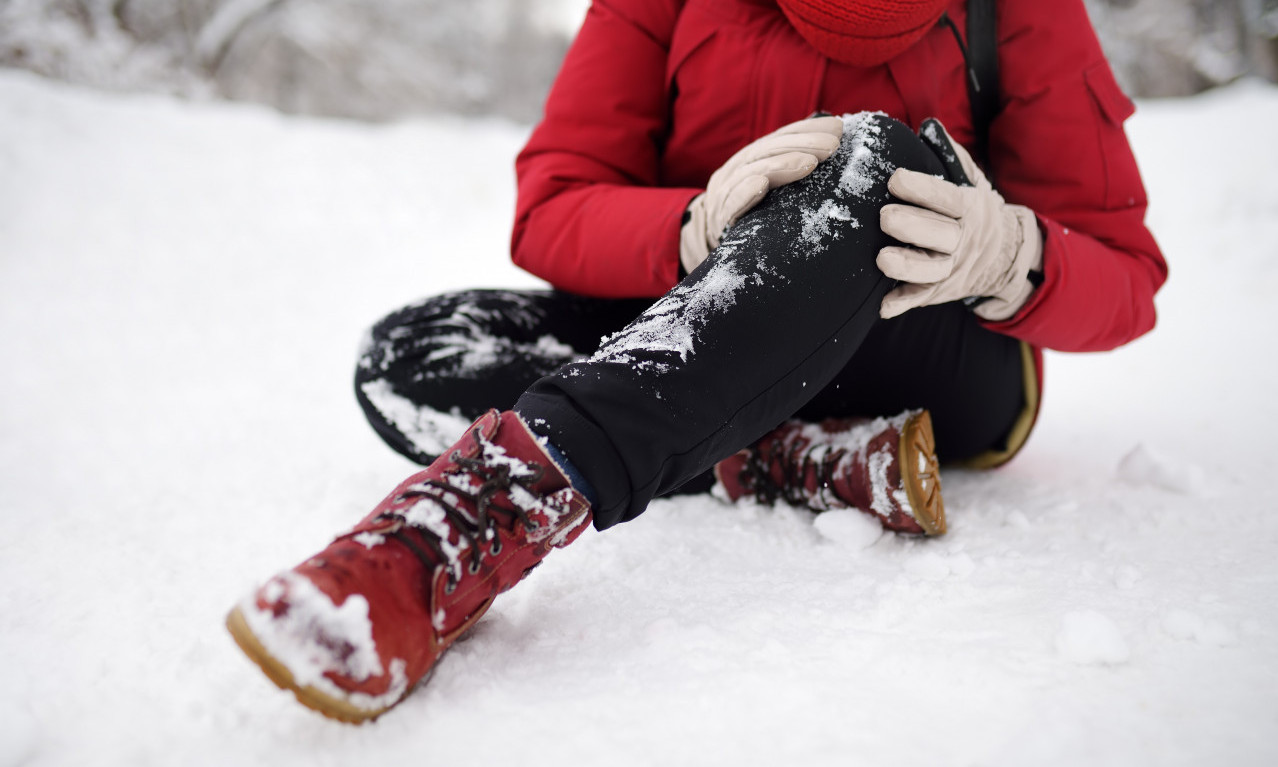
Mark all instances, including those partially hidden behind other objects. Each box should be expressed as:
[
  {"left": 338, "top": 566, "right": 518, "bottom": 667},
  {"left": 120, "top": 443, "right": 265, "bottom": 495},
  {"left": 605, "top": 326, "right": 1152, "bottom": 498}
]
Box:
[{"left": 2, "top": 0, "right": 1277, "bottom": 124}]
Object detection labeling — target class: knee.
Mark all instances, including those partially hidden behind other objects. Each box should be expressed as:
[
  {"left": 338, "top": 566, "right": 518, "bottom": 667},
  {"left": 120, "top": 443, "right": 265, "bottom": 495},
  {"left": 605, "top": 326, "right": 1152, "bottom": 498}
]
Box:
[
  {"left": 783, "top": 112, "right": 941, "bottom": 211},
  {"left": 832, "top": 112, "right": 941, "bottom": 187}
]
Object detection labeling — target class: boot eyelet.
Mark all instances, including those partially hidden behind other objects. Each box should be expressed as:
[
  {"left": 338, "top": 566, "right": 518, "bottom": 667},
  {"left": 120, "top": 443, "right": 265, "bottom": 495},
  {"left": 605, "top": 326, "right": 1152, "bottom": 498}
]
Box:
[
  {"left": 468, "top": 560, "right": 482, "bottom": 575},
  {"left": 524, "top": 521, "right": 540, "bottom": 532},
  {"left": 444, "top": 579, "right": 457, "bottom": 594},
  {"left": 489, "top": 540, "right": 502, "bottom": 556}
]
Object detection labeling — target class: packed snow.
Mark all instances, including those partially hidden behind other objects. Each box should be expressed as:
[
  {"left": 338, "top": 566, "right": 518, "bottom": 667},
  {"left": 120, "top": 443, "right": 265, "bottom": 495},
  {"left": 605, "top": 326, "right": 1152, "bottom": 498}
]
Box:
[{"left": 2, "top": 69, "right": 1277, "bottom": 766}]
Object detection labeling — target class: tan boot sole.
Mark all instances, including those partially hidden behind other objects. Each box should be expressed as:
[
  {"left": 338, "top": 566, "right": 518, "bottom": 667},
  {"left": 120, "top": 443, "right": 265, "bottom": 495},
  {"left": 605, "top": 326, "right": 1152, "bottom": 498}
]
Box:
[
  {"left": 226, "top": 606, "right": 396, "bottom": 724},
  {"left": 900, "top": 410, "right": 946, "bottom": 536}
]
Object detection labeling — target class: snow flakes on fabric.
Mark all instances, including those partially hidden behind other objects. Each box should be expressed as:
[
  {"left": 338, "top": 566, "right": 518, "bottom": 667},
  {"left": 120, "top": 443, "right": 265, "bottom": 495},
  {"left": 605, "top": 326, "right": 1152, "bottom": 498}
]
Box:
[
  {"left": 588, "top": 111, "right": 894, "bottom": 376},
  {"left": 358, "top": 290, "right": 579, "bottom": 379},
  {"left": 787, "top": 410, "right": 917, "bottom": 523},
  {"left": 240, "top": 572, "right": 410, "bottom": 712},
  {"left": 801, "top": 200, "right": 856, "bottom": 245},
  {"left": 360, "top": 379, "right": 473, "bottom": 458},
  {"left": 387, "top": 420, "right": 585, "bottom": 587},
  {"left": 589, "top": 249, "right": 754, "bottom": 373},
  {"left": 470, "top": 423, "right": 585, "bottom": 542},
  {"left": 837, "top": 112, "right": 891, "bottom": 198}
]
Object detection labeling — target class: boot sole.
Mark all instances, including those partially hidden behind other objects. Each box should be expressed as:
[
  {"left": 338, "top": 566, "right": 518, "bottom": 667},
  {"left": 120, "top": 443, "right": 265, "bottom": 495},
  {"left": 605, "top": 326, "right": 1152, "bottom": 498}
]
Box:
[
  {"left": 226, "top": 606, "right": 398, "bottom": 724},
  {"left": 900, "top": 411, "right": 946, "bottom": 536}
]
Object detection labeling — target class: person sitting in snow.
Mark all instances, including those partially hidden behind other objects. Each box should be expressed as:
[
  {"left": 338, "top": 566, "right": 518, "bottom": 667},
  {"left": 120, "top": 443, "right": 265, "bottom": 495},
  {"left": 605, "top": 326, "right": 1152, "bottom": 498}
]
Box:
[{"left": 227, "top": 0, "right": 1165, "bottom": 722}]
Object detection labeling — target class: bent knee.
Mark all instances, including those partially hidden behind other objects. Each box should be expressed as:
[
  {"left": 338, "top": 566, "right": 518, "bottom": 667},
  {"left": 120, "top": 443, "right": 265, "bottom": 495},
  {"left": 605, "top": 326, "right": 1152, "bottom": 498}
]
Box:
[
  {"left": 776, "top": 112, "right": 941, "bottom": 209},
  {"left": 833, "top": 112, "right": 941, "bottom": 186}
]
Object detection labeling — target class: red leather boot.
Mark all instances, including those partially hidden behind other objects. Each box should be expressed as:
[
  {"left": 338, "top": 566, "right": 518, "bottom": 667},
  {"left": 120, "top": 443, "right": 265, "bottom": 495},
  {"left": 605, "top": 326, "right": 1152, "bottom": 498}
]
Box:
[
  {"left": 715, "top": 409, "right": 945, "bottom": 535},
  {"left": 226, "top": 410, "right": 592, "bottom": 723}
]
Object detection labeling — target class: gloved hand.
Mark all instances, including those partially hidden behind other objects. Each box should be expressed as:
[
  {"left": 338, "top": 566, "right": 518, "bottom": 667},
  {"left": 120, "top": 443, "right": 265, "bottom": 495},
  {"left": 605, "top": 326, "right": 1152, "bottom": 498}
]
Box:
[
  {"left": 680, "top": 115, "right": 844, "bottom": 275},
  {"left": 876, "top": 119, "right": 1043, "bottom": 321}
]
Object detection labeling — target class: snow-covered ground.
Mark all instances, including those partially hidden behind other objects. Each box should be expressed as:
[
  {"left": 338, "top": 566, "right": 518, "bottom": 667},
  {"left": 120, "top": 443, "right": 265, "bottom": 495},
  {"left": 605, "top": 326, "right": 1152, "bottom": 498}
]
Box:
[{"left": 1, "top": 68, "right": 1276, "bottom": 766}]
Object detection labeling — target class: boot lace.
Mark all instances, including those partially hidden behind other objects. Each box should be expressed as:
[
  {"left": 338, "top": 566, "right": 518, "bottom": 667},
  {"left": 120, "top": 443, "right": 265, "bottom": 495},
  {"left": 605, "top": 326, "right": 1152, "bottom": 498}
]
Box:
[
  {"left": 736, "top": 435, "right": 846, "bottom": 509},
  {"left": 371, "top": 424, "right": 546, "bottom": 591}
]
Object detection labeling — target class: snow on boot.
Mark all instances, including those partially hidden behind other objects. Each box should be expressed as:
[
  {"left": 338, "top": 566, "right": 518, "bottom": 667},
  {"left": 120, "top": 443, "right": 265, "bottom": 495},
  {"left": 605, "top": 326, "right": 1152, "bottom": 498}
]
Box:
[
  {"left": 714, "top": 410, "right": 945, "bottom": 535},
  {"left": 225, "top": 410, "right": 592, "bottom": 723}
]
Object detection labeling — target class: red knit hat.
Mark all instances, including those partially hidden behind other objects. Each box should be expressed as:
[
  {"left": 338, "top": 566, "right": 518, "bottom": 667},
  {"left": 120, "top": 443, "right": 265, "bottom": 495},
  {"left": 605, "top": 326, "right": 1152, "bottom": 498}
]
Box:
[{"left": 776, "top": 0, "right": 950, "bottom": 66}]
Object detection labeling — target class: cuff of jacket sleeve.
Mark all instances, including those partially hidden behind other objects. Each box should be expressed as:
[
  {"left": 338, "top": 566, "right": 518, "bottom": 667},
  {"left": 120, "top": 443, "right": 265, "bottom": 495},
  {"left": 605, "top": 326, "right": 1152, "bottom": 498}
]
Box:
[{"left": 679, "top": 194, "right": 709, "bottom": 277}]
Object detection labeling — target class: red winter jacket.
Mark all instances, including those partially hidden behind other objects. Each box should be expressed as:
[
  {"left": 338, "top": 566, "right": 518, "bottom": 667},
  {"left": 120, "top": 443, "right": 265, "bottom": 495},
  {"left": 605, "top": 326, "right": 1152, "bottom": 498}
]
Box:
[{"left": 513, "top": 0, "right": 1165, "bottom": 357}]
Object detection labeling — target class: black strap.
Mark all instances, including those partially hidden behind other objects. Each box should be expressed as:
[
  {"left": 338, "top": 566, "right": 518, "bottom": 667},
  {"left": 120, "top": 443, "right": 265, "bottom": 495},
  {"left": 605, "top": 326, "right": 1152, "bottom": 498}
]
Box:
[{"left": 965, "top": 0, "right": 999, "bottom": 171}]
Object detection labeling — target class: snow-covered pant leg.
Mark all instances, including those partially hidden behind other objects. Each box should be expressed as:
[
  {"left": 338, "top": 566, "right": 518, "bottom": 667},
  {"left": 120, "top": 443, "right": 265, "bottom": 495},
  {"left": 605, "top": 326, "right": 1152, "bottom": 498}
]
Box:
[
  {"left": 355, "top": 289, "right": 653, "bottom": 463},
  {"left": 515, "top": 113, "right": 1019, "bottom": 530}
]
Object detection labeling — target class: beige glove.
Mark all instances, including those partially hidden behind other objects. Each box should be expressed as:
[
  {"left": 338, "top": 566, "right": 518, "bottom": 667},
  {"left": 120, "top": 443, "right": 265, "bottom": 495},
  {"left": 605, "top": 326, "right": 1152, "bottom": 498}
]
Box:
[
  {"left": 680, "top": 115, "right": 844, "bottom": 274},
  {"left": 876, "top": 122, "right": 1043, "bottom": 321}
]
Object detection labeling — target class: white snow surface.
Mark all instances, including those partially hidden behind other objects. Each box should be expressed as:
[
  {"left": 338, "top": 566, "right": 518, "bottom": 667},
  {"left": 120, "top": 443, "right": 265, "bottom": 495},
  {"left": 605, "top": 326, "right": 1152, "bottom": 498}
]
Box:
[{"left": 2, "top": 70, "right": 1277, "bottom": 765}]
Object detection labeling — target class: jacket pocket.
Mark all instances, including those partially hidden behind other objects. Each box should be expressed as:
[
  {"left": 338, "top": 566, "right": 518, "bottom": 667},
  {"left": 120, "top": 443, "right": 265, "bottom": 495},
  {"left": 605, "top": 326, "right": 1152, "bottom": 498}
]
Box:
[
  {"left": 1084, "top": 62, "right": 1135, "bottom": 125},
  {"left": 1084, "top": 61, "right": 1143, "bottom": 210}
]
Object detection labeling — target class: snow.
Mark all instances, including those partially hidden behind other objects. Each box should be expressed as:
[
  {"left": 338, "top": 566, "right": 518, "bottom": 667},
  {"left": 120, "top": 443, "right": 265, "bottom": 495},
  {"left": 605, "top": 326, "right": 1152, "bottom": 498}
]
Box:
[
  {"left": 1055, "top": 610, "right": 1131, "bottom": 666},
  {"left": 591, "top": 243, "right": 751, "bottom": 373},
  {"left": 837, "top": 111, "right": 891, "bottom": 198},
  {"left": 1116, "top": 442, "right": 1209, "bottom": 496},
  {"left": 812, "top": 509, "right": 884, "bottom": 549},
  {"left": 2, "top": 68, "right": 1278, "bottom": 766},
  {"left": 800, "top": 199, "right": 857, "bottom": 245},
  {"left": 358, "top": 378, "right": 474, "bottom": 459},
  {"left": 240, "top": 572, "right": 400, "bottom": 705}
]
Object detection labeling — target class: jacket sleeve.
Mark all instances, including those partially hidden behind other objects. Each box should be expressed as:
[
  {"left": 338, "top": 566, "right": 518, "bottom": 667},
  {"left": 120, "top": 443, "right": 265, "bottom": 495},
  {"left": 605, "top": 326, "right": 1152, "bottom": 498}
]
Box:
[
  {"left": 979, "top": 0, "right": 1168, "bottom": 352},
  {"left": 511, "top": 0, "right": 699, "bottom": 298}
]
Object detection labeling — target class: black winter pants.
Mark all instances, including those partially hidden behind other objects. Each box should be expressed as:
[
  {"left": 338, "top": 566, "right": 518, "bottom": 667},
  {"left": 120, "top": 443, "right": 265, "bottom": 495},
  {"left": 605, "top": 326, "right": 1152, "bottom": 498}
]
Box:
[{"left": 356, "top": 114, "right": 1025, "bottom": 530}]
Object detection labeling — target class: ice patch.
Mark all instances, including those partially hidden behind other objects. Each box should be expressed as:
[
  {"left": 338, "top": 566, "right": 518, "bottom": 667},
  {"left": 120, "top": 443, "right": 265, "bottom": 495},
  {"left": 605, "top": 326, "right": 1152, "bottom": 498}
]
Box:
[{"left": 1055, "top": 610, "right": 1130, "bottom": 665}]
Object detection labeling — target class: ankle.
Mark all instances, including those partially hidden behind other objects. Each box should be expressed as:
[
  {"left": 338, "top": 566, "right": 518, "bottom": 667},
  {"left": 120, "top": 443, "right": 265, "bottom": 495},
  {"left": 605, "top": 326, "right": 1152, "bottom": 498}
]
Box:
[{"left": 541, "top": 438, "right": 601, "bottom": 508}]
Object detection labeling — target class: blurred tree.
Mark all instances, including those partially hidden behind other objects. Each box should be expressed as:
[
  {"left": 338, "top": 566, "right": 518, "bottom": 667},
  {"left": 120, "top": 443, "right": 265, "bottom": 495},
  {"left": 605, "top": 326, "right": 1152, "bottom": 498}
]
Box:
[
  {"left": 195, "top": 0, "right": 572, "bottom": 121},
  {"left": 1, "top": 0, "right": 1275, "bottom": 121},
  {"left": 1084, "top": 0, "right": 1278, "bottom": 95},
  {"left": 0, "top": 0, "right": 574, "bottom": 121}
]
